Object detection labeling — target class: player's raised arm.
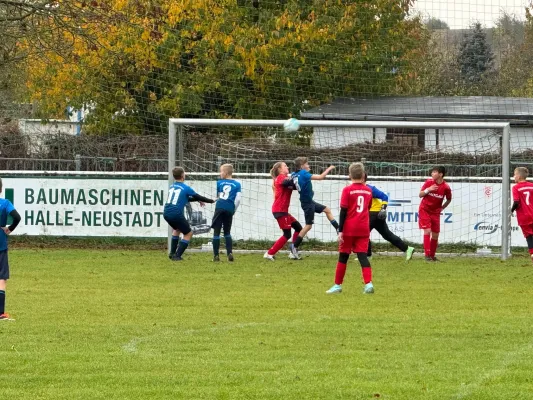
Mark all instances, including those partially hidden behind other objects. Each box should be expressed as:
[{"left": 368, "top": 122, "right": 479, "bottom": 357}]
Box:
[{"left": 311, "top": 165, "right": 335, "bottom": 181}]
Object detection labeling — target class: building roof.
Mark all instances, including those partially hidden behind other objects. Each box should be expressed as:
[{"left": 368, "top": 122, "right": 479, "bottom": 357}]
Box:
[{"left": 301, "top": 97, "right": 533, "bottom": 124}]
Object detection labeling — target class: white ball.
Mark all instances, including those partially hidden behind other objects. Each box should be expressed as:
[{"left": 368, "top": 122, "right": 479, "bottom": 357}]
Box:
[{"left": 283, "top": 118, "right": 300, "bottom": 133}]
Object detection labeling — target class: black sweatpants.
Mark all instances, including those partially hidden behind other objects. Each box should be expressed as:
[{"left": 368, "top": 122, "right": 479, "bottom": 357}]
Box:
[{"left": 367, "top": 212, "right": 408, "bottom": 256}]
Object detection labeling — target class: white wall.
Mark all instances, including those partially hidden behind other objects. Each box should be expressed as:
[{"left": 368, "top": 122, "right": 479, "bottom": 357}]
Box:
[
  {"left": 18, "top": 119, "right": 80, "bottom": 136},
  {"left": 311, "top": 127, "right": 386, "bottom": 148},
  {"left": 311, "top": 126, "right": 533, "bottom": 155}
]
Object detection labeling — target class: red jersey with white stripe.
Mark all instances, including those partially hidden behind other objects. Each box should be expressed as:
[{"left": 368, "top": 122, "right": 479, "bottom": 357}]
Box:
[
  {"left": 272, "top": 174, "right": 293, "bottom": 213},
  {"left": 340, "top": 183, "right": 373, "bottom": 237},
  {"left": 419, "top": 179, "right": 452, "bottom": 214},
  {"left": 512, "top": 181, "right": 533, "bottom": 226}
]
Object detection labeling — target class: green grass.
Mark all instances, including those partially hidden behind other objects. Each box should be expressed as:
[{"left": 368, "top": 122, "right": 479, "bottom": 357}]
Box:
[{"left": 2, "top": 250, "right": 533, "bottom": 399}]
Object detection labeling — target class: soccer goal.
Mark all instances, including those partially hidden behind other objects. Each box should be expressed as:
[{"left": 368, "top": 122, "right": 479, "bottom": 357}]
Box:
[{"left": 168, "top": 118, "right": 512, "bottom": 260}]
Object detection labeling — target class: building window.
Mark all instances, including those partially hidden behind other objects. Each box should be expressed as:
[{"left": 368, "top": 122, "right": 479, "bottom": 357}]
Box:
[{"left": 386, "top": 128, "right": 425, "bottom": 148}]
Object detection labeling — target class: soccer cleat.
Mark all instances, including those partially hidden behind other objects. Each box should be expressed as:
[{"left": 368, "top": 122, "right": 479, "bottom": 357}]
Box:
[
  {"left": 288, "top": 244, "right": 302, "bottom": 260},
  {"left": 326, "top": 284, "right": 342, "bottom": 294},
  {"left": 171, "top": 255, "right": 183, "bottom": 261},
  {"left": 168, "top": 253, "right": 173, "bottom": 260},
  {"left": 288, "top": 252, "right": 302, "bottom": 260},
  {"left": 363, "top": 282, "right": 374, "bottom": 294},
  {"left": 213, "top": 255, "right": 220, "bottom": 262},
  {"left": 227, "top": 253, "right": 234, "bottom": 262},
  {"left": 263, "top": 252, "right": 275, "bottom": 261},
  {"left": 0, "top": 313, "right": 14, "bottom": 321},
  {"left": 425, "top": 256, "right": 434, "bottom": 262},
  {"left": 406, "top": 246, "right": 415, "bottom": 262},
  {"left": 431, "top": 256, "right": 440, "bottom": 262}
]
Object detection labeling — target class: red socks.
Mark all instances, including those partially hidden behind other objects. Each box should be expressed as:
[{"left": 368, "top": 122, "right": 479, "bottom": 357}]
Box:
[
  {"left": 430, "top": 238, "right": 438, "bottom": 257},
  {"left": 335, "top": 262, "right": 347, "bottom": 285},
  {"left": 361, "top": 266, "right": 372, "bottom": 284},
  {"left": 292, "top": 231, "right": 299, "bottom": 243},
  {"left": 268, "top": 236, "right": 288, "bottom": 255},
  {"left": 424, "top": 234, "right": 431, "bottom": 256}
]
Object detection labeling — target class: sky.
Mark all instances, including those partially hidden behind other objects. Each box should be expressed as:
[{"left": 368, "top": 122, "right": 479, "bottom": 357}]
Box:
[{"left": 412, "top": 0, "right": 530, "bottom": 29}]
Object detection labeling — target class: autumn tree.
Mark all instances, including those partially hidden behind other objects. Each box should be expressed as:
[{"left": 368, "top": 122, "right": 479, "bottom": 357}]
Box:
[{"left": 24, "top": 0, "right": 426, "bottom": 135}]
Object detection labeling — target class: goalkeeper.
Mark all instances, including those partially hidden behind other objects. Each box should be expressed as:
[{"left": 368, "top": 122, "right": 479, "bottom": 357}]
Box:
[{"left": 364, "top": 173, "right": 415, "bottom": 262}]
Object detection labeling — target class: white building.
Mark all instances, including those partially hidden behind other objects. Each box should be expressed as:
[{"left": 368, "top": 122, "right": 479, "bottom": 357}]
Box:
[{"left": 301, "top": 96, "right": 533, "bottom": 154}]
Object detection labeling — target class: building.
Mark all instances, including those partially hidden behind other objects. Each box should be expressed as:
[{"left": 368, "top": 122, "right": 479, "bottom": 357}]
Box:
[{"left": 301, "top": 96, "right": 533, "bottom": 154}]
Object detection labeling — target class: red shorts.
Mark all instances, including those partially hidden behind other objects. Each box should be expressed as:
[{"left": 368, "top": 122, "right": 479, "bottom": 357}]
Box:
[
  {"left": 339, "top": 235, "right": 369, "bottom": 254},
  {"left": 418, "top": 209, "right": 441, "bottom": 233},
  {"left": 275, "top": 214, "right": 297, "bottom": 230},
  {"left": 520, "top": 224, "right": 533, "bottom": 237}
]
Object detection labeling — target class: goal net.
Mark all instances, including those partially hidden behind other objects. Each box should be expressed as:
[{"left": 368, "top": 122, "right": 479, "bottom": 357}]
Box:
[{"left": 168, "top": 119, "right": 512, "bottom": 259}]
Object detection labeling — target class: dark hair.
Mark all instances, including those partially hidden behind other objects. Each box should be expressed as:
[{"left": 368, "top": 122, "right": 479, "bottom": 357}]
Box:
[
  {"left": 294, "top": 157, "right": 308, "bottom": 171},
  {"left": 431, "top": 166, "right": 446, "bottom": 176},
  {"left": 172, "top": 166, "right": 185, "bottom": 180}
]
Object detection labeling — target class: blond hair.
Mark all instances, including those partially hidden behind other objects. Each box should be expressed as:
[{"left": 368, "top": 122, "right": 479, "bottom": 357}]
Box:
[
  {"left": 221, "top": 164, "right": 234, "bottom": 176},
  {"left": 349, "top": 162, "right": 365, "bottom": 180},
  {"left": 515, "top": 167, "right": 529, "bottom": 179},
  {"left": 270, "top": 162, "right": 285, "bottom": 178}
]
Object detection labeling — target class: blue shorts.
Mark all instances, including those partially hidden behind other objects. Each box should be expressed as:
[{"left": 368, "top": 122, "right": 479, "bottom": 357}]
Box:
[
  {"left": 301, "top": 201, "right": 326, "bottom": 225},
  {"left": 164, "top": 214, "right": 192, "bottom": 235},
  {"left": 0, "top": 250, "right": 9, "bottom": 280}
]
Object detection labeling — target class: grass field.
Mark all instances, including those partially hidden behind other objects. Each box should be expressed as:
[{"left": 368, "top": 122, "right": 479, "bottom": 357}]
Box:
[{"left": 2, "top": 249, "right": 533, "bottom": 399}]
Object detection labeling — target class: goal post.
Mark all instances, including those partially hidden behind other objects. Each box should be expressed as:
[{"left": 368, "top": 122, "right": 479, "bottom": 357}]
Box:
[{"left": 168, "top": 118, "right": 512, "bottom": 260}]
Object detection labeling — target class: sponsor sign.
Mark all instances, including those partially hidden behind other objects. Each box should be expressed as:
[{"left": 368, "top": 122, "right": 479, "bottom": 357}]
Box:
[{"left": 0, "top": 177, "right": 525, "bottom": 246}]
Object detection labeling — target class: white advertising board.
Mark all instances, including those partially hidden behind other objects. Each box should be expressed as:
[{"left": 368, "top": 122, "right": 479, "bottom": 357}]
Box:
[{"left": 0, "top": 177, "right": 524, "bottom": 247}]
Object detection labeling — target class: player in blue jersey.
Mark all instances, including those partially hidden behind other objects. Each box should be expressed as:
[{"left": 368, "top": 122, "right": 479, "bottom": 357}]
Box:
[
  {"left": 364, "top": 173, "right": 414, "bottom": 261},
  {"left": 212, "top": 164, "right": 242, "bottom": 262},
  {"left": 287, "top": 157, "right": 338, "bottom": 258},
  {"left": 0, "top": 178, "right": 21, "bottom": 321},
  {"left": 164, "top": 167, "right": 215, "bottom": 261}
]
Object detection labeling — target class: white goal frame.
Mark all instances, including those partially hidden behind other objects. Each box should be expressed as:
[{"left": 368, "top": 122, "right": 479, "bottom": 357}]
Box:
[{"left": 168, "top": 118, "right": 512, "bottom": 260}]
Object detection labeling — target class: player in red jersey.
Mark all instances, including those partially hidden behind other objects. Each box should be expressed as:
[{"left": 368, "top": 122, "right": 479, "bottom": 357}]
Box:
[
  {"left": 511, "top": 167, "right": 533, "bottom": 262},
  {"left": 326, "top": 162, "right": 374, "bottom": 294},
  {"left": 263, "top": 162, "right": 303, "bottom": 261},
  {"left": 418, "top": 166, "right": 452, "bottom": 261}
]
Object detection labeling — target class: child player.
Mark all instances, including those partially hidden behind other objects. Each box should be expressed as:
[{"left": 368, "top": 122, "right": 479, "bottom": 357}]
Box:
[
  {"left": 418, "top": 166, "right": 452, "bottom": 261},
  {"left": 212, "top": 164, "right": 242, "bottom": 262},
  {"left": 364, "top": 173, "right": 415, "bottom": 261},
  {"left": 289, "top": 157, "right": 338, "bottom": 258},
  {"left": 326, "top": 162, "right": 374, "bottom": 294},
  {"left": 264, "top": 162, "right": 303, "bottom": 261},
  {"left": 164, "top": 167, "right": 215, "bottom": 261},
  {"left": 511, "top": 167, "right": 533, "bottom": 262},
  {"left": 0, "top": 177, "right": 21, "bottom": 321}
]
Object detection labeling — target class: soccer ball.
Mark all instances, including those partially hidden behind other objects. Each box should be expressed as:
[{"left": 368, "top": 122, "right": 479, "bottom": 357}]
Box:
[{"left": 283, "top": 118, "right": 300, "bottom": 133}]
